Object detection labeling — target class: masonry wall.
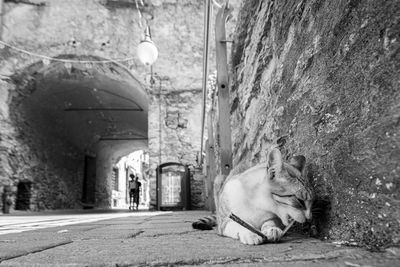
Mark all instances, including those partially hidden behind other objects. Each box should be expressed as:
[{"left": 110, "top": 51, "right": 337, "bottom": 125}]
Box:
[
  {"left": 0, "top": 0, "right": 208, "bottom": 211},
  {"left": 0, "top": 0, "right": 148, "bottom": 211},
  {"left": 229, "top": 0, "right": 399, "bottom": 250},
  {"left": 0, "top": 68, "right": 84, "bottom": 211},
  {"left": 148, "top": 90, "right": 204, "bottom": 209}
]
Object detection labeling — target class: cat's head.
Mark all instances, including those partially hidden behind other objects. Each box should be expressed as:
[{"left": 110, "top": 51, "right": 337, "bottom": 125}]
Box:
[{"left": 266, "top": 148, "right": 314, "bottom": 226}]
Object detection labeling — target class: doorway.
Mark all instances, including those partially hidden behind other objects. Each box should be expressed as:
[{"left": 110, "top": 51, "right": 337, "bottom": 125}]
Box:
[
  {"left": 82, "top": 155, "right": 96, "bottom": 208},
  {"left": 156, "top": 162, "right": 191, "bottom": 211},
  {"left": 15, "top": 181, "right": 32, "bottom": 210}
]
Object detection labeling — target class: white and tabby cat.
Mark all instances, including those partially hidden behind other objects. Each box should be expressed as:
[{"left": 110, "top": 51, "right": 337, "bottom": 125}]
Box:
[{"left": 193, "top": 148, "right": 314, "bottom": 245}]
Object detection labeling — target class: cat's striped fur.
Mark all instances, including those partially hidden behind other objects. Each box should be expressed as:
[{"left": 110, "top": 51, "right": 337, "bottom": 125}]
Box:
[{"left": 193, "top": 148, "right": 314, "bottom": 245}]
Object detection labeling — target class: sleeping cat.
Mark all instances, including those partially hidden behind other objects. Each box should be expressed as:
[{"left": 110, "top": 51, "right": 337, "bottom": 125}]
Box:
[{"left": 193, "top": 148, "right": 314, "bottom": 245}]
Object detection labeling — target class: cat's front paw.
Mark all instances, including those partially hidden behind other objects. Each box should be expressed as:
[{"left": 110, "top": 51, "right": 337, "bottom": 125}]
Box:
[
  {"left": 261, "top": 226, "right": 283, "bottom": 242},
  {"left": 238, "top": 230, "right": 264, "bottom": 245}
]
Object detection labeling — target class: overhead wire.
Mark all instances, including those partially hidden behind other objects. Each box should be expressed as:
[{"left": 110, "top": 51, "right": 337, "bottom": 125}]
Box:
[
  {"left": 0, "top": 0, "right": 146, "bottom": 65},
  {"left": 0, "top": 40, "right": 136, "bottom": 64}
]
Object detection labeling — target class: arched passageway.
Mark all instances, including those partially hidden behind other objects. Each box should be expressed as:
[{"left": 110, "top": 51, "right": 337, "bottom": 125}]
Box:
[
  {"left": 8, "top": 55, "right": 148, "bottom": 209},
  {"left": 112, "top": 150, "right": 150, "bottom": 210}
]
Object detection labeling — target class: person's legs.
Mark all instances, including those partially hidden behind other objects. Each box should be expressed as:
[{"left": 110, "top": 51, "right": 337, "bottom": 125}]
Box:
[
  {"left": 129, "top": 190, "right": 134, "bottom": 209},
  {"left": 134, "top": 190, "right": 140, "bottom": 210}
]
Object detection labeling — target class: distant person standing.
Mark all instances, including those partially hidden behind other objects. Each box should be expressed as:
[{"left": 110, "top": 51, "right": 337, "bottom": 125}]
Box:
[
  {"left": 128, "top": 174, "right": 141, "bottom": 210},
  {"left": 133, "top": 176, "right": 142, "bottom": 210},
  {"left": 128, "top": 174, "right": 136, "bottom": 210}
]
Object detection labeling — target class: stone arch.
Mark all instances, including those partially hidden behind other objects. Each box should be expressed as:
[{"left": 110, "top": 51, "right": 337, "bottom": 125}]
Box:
[{"left": 2, "top": 54, "right": 148, "bottom": 210}]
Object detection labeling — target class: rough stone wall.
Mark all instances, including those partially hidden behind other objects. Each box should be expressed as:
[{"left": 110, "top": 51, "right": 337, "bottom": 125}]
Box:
[
  {"left": 0, "top": 0, "right": 209, "bottom": 210},
  {"left": 148, "top": 89, "right": 204, "bottom": 209},
  {"left": 230, "top": 0, "right": 399, "bottom": 250},
  {"left": 0, "top": 0, "right": 148, "bottom": 211},
  {"left": 0, "top": 68, "right": 84, "bottom": 211}
]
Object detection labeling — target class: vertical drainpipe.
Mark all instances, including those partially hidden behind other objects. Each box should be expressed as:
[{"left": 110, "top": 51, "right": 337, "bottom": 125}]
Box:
[
  {"left": 156, "top": 66, "right": 162, "bottom": 209},
  {"left": 200, "top": 0, "right": 212, "bottom": 166}
]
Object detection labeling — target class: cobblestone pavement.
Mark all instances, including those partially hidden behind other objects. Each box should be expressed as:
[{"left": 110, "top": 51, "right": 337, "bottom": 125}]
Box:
[{"left": 0, "top": 210, "right": 399, "bottom": 266}]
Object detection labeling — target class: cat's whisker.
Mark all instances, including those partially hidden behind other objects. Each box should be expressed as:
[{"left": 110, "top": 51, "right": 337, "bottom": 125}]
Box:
[
  {"left": 312, "top": 210, "right": 323, "bottom": 214},
  {"left": 282, "top": 218, "right": 295, "bottom": 235}
]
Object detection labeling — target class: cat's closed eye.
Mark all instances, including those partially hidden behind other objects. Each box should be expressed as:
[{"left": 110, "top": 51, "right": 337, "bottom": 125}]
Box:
[{"left": 297, "top": 199, "right": 306, "bottom": 210}]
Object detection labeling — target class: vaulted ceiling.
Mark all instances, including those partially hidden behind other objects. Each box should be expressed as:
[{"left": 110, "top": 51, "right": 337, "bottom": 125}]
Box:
[{"left": 18, "top": 57, "right": 148, "bottom": 152}]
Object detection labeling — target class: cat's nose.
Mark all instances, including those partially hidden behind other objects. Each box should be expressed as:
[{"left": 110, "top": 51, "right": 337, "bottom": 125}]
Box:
[{"left": 305, "top": 209, "right": 312, "bottom": 220}]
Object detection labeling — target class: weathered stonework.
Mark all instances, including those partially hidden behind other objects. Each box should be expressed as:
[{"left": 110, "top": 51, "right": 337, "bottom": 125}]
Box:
[
  {"left": 0, "top": 0, "right": 209, "bottom": 210},
  {"left": 0, "top": 56, "right": 148, "bottom": 211},
  {"left": 228, "top": 0, "right": 400, "bottom": 249},
  {"left": 148, "top": 89, "right": 204, "bottom": 209}
]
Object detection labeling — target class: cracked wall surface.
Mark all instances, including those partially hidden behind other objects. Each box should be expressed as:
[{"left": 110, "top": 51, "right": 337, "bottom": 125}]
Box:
[
  {"left": 0, "top": 0, "right": 215, "bottom": 210},
  {"left": 229, "top": 0, "right": 400, "bottom": 250},
  {"left": 148, "top": 90, "right": 204, "bottom": 209}
]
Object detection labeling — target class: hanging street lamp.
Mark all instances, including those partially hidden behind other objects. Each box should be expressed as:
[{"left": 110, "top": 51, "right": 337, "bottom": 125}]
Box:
[{"left": 137, "top": 25, "right": 158, "bottom": 66}]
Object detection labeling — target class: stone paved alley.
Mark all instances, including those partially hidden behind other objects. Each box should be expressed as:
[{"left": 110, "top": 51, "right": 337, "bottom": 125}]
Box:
[
  {"left": 0, "top": 210, "right": 399, "bottom": 266},
  {"left": 0, "top": 0, "right": 399, "bottom": 263}
]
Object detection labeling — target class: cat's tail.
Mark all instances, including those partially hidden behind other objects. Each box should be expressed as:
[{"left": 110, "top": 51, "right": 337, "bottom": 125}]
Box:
[
  {"left": 192, "top": 174, "right": 227, "bottom": 231},
  {"left": 192, "top": 215, "right": 217, "bottom": 230}
]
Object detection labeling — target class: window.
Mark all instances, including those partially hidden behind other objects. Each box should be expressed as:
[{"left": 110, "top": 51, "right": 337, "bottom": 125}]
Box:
[{"left": 112, "top": 167, "right": 119, "bottom": 191}]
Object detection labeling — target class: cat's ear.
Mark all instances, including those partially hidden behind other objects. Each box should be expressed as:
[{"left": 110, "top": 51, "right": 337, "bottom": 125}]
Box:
[
  {"left": 290, "top": 155, "right": 306, "bottom": 174},
  {"left": 267, "top": 148, "right": 283, "bottom": 173}
]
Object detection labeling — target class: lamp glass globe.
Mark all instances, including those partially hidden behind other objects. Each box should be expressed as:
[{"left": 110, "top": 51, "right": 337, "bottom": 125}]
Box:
[{"left": 137, "top": 40, "right": 158, "bottom": 66}]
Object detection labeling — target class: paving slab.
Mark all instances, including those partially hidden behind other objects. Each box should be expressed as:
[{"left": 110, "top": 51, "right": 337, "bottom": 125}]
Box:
[{"left": 0, "top": 210, "right": 399, "bottom": 266}]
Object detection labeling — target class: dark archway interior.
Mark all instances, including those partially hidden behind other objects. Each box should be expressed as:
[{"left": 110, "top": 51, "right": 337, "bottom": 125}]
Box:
[{"left": 20, "top": 58, "right": 148, "bottom": 152}]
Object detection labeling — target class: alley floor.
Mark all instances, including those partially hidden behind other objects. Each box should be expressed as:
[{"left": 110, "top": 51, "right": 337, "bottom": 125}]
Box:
[{"left": 0, "top": 210, "right": 399, "bottom": 266}]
